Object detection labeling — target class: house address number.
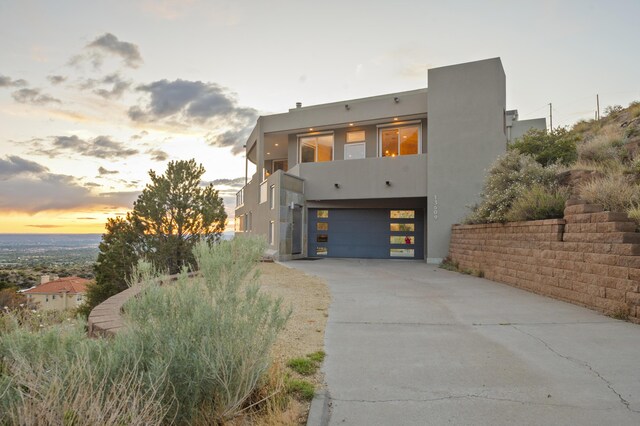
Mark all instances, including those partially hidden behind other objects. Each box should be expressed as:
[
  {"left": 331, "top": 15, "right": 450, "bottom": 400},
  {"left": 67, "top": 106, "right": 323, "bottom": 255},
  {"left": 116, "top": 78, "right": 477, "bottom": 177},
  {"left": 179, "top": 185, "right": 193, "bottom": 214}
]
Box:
[{"left": 433, "top": 195, "right": 438, "bottom": 220}]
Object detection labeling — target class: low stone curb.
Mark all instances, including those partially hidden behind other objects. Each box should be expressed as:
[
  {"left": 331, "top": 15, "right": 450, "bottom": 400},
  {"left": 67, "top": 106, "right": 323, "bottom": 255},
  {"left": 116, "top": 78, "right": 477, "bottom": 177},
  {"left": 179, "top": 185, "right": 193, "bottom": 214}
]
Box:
[{"left": 306, "top": 390, "right": 331, "bottom": 426}]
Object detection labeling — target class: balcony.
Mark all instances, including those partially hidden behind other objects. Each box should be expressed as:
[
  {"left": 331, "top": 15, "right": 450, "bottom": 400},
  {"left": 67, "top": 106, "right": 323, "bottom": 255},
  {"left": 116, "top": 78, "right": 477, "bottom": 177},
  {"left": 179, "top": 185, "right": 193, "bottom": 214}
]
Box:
[{"left": 288, "top": 154, "right": 427, "bottom": 200}]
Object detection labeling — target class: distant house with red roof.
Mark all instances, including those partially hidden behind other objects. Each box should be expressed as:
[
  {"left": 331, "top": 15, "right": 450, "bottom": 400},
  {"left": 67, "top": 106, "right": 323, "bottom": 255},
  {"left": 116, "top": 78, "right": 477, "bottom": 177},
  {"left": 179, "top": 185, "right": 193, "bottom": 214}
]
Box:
[{"left": 24, "top": 276, "right": 90, "bottom": 311}]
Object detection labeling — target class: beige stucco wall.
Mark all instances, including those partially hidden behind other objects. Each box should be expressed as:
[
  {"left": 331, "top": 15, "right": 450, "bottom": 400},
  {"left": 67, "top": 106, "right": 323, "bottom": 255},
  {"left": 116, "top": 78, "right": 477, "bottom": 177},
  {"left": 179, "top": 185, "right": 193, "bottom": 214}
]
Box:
[{"left": 27, "top": 293, "right": 85, "bottom": 311}]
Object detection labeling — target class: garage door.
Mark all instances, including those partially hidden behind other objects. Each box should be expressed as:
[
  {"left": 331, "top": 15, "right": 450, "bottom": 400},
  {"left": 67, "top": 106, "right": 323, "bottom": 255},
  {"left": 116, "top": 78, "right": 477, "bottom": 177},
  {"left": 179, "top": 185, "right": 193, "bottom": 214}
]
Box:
[{"left": 308, "top": 208, "right": 424, "bottom": 259}]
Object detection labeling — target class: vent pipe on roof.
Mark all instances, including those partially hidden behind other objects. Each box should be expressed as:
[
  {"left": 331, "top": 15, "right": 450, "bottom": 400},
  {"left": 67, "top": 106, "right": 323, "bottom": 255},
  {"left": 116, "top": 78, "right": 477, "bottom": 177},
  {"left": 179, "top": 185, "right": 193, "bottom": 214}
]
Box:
[{"left": 296, "top": 102, "right": 302, "bottom": 109}]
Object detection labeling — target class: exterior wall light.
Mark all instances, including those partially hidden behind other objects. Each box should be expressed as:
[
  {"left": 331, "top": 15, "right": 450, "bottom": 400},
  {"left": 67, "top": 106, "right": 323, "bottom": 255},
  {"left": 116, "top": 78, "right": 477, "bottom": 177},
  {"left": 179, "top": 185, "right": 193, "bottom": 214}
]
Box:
[
  {"left": 394, "top": 97, "right": 399, "bottom": 103},
  {"left": 345, "top": 104, "right": 350, "bottom": 110},
  {"left": 334, "top": 183, "right": 340, "bottom": 188},
  {"left": 385, "top": 181, "right": 391, "bottom": 186}
]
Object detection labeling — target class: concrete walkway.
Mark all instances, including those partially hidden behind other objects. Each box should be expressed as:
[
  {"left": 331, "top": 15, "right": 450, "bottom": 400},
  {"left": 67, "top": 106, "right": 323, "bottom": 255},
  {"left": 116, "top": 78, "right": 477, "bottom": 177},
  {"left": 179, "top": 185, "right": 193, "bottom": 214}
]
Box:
[{"left": 288, "top": 259, "right": 640, "bottom": 426}]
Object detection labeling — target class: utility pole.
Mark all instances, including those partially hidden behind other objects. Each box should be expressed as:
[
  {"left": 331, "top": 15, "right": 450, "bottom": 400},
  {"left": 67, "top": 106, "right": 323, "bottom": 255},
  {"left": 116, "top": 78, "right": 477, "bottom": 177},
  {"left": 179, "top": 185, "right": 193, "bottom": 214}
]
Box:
[
  {"left": 549, "top": 103, "right": 553, "bottom": 130},
  {"left": 596, "top": 94, "right": 600, "bottom": 121}
]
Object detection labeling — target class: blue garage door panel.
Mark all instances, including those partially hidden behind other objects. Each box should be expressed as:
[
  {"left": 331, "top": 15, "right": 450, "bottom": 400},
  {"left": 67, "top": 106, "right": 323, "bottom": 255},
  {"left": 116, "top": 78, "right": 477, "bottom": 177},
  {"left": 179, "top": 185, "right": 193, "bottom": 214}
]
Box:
[{"left": 309, "top": 208, "right": 424, "bottom": 259}]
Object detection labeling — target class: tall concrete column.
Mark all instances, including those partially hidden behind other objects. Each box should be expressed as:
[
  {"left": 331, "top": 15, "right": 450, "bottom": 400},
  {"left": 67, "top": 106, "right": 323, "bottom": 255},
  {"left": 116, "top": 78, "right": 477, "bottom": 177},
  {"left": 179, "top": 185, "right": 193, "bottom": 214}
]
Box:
[{"left": 426, "top": 58, "right": 507, "bottom": 263}]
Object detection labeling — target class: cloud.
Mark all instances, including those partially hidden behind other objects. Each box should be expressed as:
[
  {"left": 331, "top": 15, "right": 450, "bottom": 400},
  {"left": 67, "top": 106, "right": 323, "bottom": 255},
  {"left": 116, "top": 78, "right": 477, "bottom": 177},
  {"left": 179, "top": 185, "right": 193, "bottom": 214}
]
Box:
[
  {"left": 80, "top": 73, "right": 131, "bottom": 99},
  {"left": 205, "top": 128, "right": 252, "bottom": 155},
  {"left": 0, "top": 157, "right": 139, "bottom": 214},
  {"left": 47, "top": 75, "right": 67, "bottom": 85},
  {"left": 32, "top": 135, "right": 139, "bottom": 159},
  {"left": 131, "top": 130, "right": 148, "bottom": 140},
  {"left": 86, "top": 33, "right": 143, "bottom": 68},
  {"left": 0, "top": 75, "right": 28, "bottom": 88},
  {"left": 27, "top": 224, "right": 62, "bottom": 229},
  {"left": 146, "top": 148, "right": 169, "bottom": 161},
  {"left": 128, "top": 79, "right": 257, "bottom": 153},
  {"left": 98, "top": 166, "right": 119, "bottom": 175},
  {"left": 97, "top": 190, "right": 141, "bottom": 207},
  {"left": 207, "top": 177, "right": 245, "bottom": 187},
  {"left": 0, "top": 155, "right": 49, "bottom": 180},
  {"left": 12, "top": 88, "right": 61, "bottom": 105},
  {"left": 77, "top": 217, "right": 97, "bottom": 220}
]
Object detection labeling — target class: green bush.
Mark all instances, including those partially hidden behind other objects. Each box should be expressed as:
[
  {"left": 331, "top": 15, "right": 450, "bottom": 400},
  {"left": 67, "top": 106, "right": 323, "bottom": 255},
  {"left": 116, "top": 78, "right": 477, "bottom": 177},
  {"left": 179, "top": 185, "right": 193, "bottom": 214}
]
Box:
[
  {"left": 307, "top": 351, "right": 326, "bottom": 363},
  {"left": 286, "top": 378, "right": 315, "bottom": 401},
  {"left": 0, "top": 236, "right": 290, "bottom": 424},
  {"left": 505, "top": 185, "right": 570, "bottom": 222},
  {"left": 510, "top": 128, "right": 578, "bottom": 166},
  {"left": 287, "top": 357, "right": 317, "bottom": 376},
  {"left": 465, "top": 151, "right": 559, "bottom": 224}
]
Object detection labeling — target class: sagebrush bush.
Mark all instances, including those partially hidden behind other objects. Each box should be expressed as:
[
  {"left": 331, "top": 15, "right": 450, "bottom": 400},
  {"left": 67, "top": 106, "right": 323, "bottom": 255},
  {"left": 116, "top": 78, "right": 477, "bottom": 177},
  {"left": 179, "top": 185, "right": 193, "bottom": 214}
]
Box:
[
  {"left": 0, "top": 236, "right": 290, "bottom": 424},
  {"left": 505, "top": 185, "right": 569, "bottom": 222},
  {"left": 578, "top": 174, "right": 640, "bottom": 213},
  {"left": 0, "top": 318, "right": 168, "bottom": 425},
  {"left": 120, "top": 236, "right": 290, "bottom": 423},
  {"left": 465, "top": 151, "right": 559, "bottom": 224}
]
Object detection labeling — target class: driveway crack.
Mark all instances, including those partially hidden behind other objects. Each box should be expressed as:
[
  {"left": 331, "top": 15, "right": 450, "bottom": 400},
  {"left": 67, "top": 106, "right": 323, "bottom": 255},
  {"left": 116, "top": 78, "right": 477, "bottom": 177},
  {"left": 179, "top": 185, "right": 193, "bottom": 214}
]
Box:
[
  {"left": 330, "top": 394, "right": 619, "bottom": 411},
  {"left": 511, "top": 325, "right": 639, "bottom": 414}
]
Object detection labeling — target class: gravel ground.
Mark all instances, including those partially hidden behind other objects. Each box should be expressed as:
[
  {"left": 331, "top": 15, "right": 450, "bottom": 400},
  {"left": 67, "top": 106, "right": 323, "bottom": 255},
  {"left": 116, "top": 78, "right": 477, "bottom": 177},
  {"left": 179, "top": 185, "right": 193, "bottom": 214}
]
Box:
[{"left": 256, "top": 261, "right": 331, "bottom": 424}]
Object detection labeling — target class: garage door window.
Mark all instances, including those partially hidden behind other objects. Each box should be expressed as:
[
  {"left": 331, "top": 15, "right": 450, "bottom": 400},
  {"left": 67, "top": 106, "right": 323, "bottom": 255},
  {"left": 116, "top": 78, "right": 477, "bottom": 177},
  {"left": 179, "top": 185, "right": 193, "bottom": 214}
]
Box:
[
  {"left": 317, "top": 222, "right": 328, "bottom": 231},
  {"left": 317, "top": 247, "right": 328, "bottom": 256},
  {"left": 390, "top": 223, "right": 414, "bottom": 232},
  {"left": 390, "top": 210, "right": 414, "bottom": 218},
  {"left": 390, "top": 248, "right": 415, "bottom": 257},
  {"left": 390, "top": 236, "right": 414, "bottom": 245},
  {"left": 317, "top": 234, "right": 328, "bottom": 242}
]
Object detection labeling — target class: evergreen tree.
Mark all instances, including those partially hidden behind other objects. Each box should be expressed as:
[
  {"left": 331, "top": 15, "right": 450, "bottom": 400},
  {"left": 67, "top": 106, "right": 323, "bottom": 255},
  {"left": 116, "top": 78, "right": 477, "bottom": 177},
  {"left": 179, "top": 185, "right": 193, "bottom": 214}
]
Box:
[{"left": 80, "top": 160, "right": 227, "bottom": 315}]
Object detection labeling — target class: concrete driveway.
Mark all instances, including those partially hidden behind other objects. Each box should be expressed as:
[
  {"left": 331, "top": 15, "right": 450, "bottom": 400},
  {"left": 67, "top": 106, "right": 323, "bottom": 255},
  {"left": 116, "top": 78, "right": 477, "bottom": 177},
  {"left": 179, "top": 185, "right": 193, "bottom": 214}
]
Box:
[{"left": 288, "top": 259, "right": 640, "bottom": 426}]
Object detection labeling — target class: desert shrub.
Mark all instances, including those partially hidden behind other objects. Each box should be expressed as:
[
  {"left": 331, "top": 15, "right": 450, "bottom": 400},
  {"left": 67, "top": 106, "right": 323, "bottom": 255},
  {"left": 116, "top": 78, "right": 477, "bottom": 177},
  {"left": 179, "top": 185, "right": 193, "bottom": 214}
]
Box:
[
  {"left": 626, "top": 205, "right": 640, "bottom": 231},
  {"left": 0, "top": 236, "right": 289, "bottom": 424},
  {"left": 121, "top": 236, "right": 290, "bottom": 423},
  {"left": 578, "top": 174, "right": 640, "bottom": 213},
  {"left": 0, "top": 318, "right": 168, "bottom": 425},
  {"left": 629, "top": 101, "right": 640, "bottom": 119},
  {"left": 577, "top": 125, "right": 626, "bottom": 164},
  {"left": 465, "top": 151, "right": 559, "bottom": 224},
  {"left": 506, "top": 185, "right": 570, "bottom": 222},
  {"left": 510, "top": 127, "right": 578, "bottom": 166},
  {"left": 572, "top": 119, "right": 596, "bottom": 136},
  {"left": 603, "top": 104, "right": 624, "bottom": 118}
]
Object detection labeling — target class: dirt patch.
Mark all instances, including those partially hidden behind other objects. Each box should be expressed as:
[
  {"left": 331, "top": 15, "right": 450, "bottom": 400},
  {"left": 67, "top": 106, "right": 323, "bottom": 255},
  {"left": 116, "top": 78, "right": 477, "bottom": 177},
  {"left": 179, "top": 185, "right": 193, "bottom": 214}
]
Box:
[{"left": 256, "top": 262, "right": 331, "bottom": 424}]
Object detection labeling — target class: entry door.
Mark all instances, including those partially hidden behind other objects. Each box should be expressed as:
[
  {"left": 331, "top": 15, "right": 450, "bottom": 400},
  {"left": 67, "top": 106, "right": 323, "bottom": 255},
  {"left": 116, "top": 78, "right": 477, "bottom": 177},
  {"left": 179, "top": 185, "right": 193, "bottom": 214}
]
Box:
[{"left": 292, "top": 205, "right": 302, "bottom": 255}]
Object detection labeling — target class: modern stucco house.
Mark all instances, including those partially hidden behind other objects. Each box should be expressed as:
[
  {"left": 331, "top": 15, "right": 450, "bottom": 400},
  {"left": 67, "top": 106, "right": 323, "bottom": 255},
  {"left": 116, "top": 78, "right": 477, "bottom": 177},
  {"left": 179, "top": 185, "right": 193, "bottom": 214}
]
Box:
[{"left": 234, "top": 57, "right": 545, "bottom": 262}]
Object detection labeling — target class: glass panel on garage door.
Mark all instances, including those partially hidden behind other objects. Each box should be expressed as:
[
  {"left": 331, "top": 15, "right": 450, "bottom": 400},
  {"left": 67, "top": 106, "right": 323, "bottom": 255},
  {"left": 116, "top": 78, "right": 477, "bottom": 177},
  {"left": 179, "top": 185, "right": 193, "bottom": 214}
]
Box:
[{"left": 308, "top": 208, "right": 424, "bottom": 259}]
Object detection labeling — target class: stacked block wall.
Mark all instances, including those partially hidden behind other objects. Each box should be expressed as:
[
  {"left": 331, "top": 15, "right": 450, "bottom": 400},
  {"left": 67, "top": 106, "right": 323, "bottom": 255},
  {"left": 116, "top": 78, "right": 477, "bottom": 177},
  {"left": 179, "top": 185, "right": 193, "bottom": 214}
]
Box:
[{"left": 449, "top": 202, "right": 640, "bottom": 323}]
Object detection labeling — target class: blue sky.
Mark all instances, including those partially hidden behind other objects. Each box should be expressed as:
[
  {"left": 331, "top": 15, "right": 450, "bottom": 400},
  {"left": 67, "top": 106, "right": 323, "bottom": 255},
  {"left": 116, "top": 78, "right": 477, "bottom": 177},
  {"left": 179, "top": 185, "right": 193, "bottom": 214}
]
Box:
[{"left": 0, "top": 0, "right": 639, "bottom": 232}]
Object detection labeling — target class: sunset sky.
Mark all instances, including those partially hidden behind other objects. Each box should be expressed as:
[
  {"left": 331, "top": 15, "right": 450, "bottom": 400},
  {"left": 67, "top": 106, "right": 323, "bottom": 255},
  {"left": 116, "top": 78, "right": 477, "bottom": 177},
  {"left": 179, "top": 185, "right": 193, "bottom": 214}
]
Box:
[{"left": 1, "top": 0, "right": 639, "bottom": 234}]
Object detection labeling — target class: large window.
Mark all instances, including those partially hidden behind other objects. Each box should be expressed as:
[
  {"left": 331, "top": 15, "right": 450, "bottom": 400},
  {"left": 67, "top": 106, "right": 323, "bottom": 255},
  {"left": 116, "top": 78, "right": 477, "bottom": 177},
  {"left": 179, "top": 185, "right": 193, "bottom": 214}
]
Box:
[
  {"left": 379, "top": 125, "right": 420, "bottom": 157},
  {"left": 299, "top": 134, "right": 334, "bottom": 163}
]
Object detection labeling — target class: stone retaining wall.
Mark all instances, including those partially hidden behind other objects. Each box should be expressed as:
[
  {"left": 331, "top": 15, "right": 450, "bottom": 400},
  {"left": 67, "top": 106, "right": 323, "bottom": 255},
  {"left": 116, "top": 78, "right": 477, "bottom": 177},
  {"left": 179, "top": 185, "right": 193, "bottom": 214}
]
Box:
[
  {"left": 87, "top": 272, "right": 195, "bottom": 337},
  {"left": 449, "top": 201, "right": 640, "bottom": 323}
]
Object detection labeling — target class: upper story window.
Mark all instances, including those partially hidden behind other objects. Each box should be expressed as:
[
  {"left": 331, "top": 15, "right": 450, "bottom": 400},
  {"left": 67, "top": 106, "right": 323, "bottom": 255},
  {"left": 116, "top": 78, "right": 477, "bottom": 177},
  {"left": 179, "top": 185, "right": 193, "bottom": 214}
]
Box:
[
  {"left": 345, "top": 130, "right": 366, "bottom": 160},
  {"left": 299, "top": 134, "right": 334, "bottom": 163},
  {"left": 379, "top": 124, "right": 420, "bottom": 157}
]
